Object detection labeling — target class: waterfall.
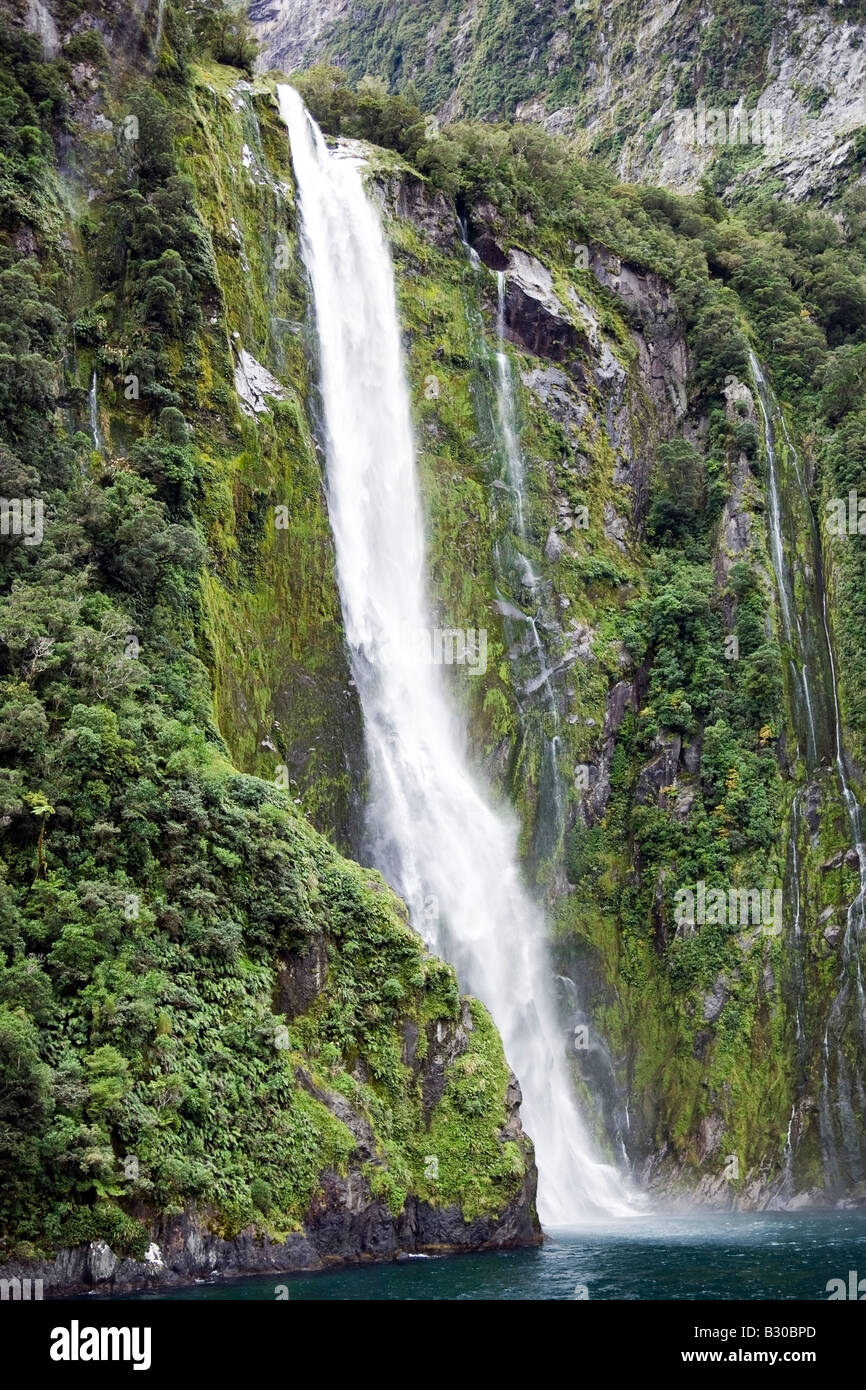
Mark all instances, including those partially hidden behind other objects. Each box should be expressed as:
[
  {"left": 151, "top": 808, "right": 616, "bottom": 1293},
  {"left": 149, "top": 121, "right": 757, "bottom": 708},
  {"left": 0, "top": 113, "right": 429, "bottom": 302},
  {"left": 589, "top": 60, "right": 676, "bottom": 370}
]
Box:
[
  {"left": 89, "top": 370, "right": 105, "bottom": 455},
  {"left": 25, "top": 0, "right": 60, "bottom": 59},
  {"left": 154, "top": 0, "right": 166, "bottom": 56},
  {"left": 278, "top": 83, "right": 633, "bottom": 1223},
  {"left": 492, "top": 271, "right": 566, "bottom": 854},
  {"left": 458, "top": 227, "right": 566, "bottom": 865},
  {"left": 494, "top": 273, "right": 528, "bottom": 533},
  {"left": 749, "top": 350, "right": 866, "bottom": 1188}
]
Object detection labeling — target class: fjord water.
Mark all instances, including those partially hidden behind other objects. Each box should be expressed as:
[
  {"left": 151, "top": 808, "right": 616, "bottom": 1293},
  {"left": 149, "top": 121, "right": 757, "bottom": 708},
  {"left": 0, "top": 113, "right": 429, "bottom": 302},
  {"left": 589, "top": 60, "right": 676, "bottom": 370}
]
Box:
[
  {"left": 278, "top": 84, "right": 631, "bottom": 1223},
  {"left": 134, "top": 1211, "right": 866, "bottom": 1300}
]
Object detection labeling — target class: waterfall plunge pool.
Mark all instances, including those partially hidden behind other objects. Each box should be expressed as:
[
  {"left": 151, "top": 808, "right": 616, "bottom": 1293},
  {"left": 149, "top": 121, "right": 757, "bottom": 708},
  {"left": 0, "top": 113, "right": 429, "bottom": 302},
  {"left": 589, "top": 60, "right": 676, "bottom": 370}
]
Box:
[{"left": 126, "top": 1210, "right": 866, "bottom": 1300}]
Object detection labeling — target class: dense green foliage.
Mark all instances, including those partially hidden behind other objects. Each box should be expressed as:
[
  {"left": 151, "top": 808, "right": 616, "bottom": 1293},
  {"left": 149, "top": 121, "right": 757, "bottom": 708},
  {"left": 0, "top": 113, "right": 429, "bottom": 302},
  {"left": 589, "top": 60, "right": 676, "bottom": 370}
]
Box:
[
  {"left": 285, "top": 0, "right": 866, "bottom": 130},
  {"left": 3, "top": 0, "right": 866, "bottom": 1257},
  {"left": 0, "top": 15, "right": 530, "bottom": 1263},
  {"left": 296, "top": 0, "right": 789, "bottom": 117}
]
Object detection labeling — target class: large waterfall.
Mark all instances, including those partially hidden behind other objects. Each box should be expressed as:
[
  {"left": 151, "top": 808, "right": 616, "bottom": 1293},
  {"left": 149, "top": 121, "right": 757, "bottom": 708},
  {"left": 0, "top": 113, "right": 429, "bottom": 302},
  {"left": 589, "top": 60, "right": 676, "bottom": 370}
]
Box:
[{"left": 278, "top": 83, "right": 632, "bottom": 1222}]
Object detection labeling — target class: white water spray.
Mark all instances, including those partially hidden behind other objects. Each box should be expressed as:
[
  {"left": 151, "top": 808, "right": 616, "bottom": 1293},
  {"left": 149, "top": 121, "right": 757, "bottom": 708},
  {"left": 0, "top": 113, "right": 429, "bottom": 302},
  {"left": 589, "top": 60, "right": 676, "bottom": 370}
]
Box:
[{"left": 279, "top": 83, "right": 633, "bottom": 1222}]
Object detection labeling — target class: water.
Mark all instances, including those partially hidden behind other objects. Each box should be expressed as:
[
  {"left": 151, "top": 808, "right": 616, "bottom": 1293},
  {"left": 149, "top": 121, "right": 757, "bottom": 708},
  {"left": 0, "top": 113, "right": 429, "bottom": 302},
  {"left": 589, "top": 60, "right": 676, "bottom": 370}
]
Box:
[
  {"left": 458, "top": 228, "right": 566, "bottom": 867},
  {"left": 491, "top": 269, "right": 566, "bottom": 857},
  {"left": 278, "top": 84, "right": 632, "bottom": 1223},
  {"left": 749, "top": 351, "right": 866, "bottom": 1188},
  {"left": 130, "top": 1212, "right": 866, "bottom": 1300},
  {"left": 26, "top": 0, "right": 60, "bottom": 59},
  {"left": 89, "top": 370, "right": 105, "bottom": 454},
  {"left": 494, "top": 273, "right": 528, "bottom": 532},
  {"left": 749, "top": 351, "right": 833, "bottom": 764},
  {"left": 153, "top": 0, "right": 166, "bottom": 56}
]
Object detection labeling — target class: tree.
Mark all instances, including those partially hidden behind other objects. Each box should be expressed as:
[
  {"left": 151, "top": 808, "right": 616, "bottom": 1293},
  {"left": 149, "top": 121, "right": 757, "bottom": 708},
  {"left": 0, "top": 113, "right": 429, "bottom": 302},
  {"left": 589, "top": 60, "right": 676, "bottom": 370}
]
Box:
[{"left": 648, "top": 439, "right": 707, "bottom": 544}]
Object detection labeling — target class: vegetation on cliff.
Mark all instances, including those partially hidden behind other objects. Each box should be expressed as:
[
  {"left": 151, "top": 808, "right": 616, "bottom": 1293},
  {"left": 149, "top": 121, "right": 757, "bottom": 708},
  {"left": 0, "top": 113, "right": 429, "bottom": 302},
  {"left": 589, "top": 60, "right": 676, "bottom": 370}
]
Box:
[
  {"left": 3, "top": 0, "right": 866, "bottom": 1272},
  {"left": 0, "top": 8, "right": 534, "bottom": 1264},
  {"left": 291, "top": 64, "right": 866, "bottom": 1189}
]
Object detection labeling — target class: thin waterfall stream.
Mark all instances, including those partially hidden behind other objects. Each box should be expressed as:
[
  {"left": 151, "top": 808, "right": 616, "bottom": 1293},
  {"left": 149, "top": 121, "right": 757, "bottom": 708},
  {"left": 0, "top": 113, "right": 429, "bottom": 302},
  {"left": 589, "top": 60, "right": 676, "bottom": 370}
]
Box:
[
  {"left": 458, "top": 225, "right": 567, "bottom": 867},
  {"left": 279, "top": 84, "right": 634, "bottom": 1222},
  {"left": 491, "top": 269, "right": 567, "bottom": 859},
  {"left": 89, "top": 369, "right": 105, "bottom": 455},
  {"left": 749, "top": 350, "right": 866, "bottom": 1189}
]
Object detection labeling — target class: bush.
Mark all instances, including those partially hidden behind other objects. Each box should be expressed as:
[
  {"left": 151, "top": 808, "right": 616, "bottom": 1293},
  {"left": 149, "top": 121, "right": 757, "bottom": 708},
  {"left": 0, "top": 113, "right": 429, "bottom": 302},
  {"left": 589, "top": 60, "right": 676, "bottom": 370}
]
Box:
[{"left": 63, "top": 32, "right": 106, "bottom": 65}]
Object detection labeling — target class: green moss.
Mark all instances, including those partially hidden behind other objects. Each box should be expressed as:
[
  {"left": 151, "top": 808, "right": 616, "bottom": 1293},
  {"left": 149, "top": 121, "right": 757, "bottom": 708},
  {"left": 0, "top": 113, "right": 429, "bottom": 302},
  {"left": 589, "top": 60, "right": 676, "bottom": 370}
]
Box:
[
  {"left": 0, "top": 29, "right": 533, "bottom": 1263},
  {"left": 419, "top": 1000, "right": 527, "bottom": 1221}
]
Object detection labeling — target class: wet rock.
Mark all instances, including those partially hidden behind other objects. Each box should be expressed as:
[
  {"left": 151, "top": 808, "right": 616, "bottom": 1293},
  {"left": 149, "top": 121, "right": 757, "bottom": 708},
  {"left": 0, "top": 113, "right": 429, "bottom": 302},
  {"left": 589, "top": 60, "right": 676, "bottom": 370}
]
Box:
[
  {"left": 698, "top": 1112, "right": 725, "bottom": 1161},
  {"left": 575, "top": 762, "right": 599, "bottom": 793},
  {"left": 472, "top": 228, "right": 509, "bottom": 270},
  {"left": 804, "top": 781, "right": 822, "bottom": 835},
  {"left": 820, "top": 848, "right": 860, "bottom": 871},
  {"left": 87, "top": 1240, "right": 117, "bottom": 1283},
  {"left": 702, "top": 974, "right": 727, "bottom": 1022},
  {"left": 462, "top": 198, "right": 509, "bottom": 268},
  {"left": 13, "top": 226, "right": 38, "bottom": 258},
  {"left": 603, "top": 500, "right": 629, "bottom": 551},
  {"left": 823, "top": 919, "right": 843, "bottom": 949},
  {"left": 25, "top": 0, "right": 60, "bottom": 59},
  {"left": 274, "top": 932, "right": 328, "bottom": 1020},
  {"left": 590, "top": 248, "right": 688, "bottom": 429},
  {"left": 421, "top": 1002, "right": 472, "bottom": 1122},
  {"left": 683, "top": 733, "right": 703, "bottom": 775},
  {"left": 819, "top": 907, "right": 843, "bottom": 948},
  {"left": 604, "top": 680, "right": 636, "bottom": 739},
  {"left": 521, "top": 365, "right": 588, "bottom": 445},
  {"left": 636, "top": 736, "right": 681, "bottom": 806},
  {"left": 561, "top": 622, "right": 595, "bottom": 666},
  {"left": 501, "top": 1071, "right": 524, "bottom": 1142},
  {"left": 233, "top": 346, "right": 286, "bottom": 416},
  {"left": 296, "top": 1068, "right": 378, "bottom": 1161},
  {"left": 385, "top": 172, "right": 457, "bottom": 251},
  {"left": 402, "top": 1018, "right": 419, "bottom": 1066},
  {"left": 502, "top": 250, "right": 589, "bottom": 361},
  {"left": 544, "top": 527, "right": 565, "bottom": 562}
]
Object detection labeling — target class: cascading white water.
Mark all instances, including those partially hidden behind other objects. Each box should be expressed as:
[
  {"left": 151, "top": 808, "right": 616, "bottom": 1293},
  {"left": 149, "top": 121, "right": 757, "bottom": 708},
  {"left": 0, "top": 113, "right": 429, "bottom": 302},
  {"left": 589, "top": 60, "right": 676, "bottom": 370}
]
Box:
[
  {"left": 154, "top": 0, "right": 166, "bottom": 55},
  {"left": 750, "top": 351, "right": 820, "bottom": 762},
  {"left": 495, "top": 273, "right": 528, "bottom": 532},
  {"left": 89, "top": 370, "right": 105, "bottom": 454},
  {"left": 491, "top": 270, "right": 566, "bottom": 845},
  {"left": 279, "top": 83, "right": 633, "bottom": 1222}
]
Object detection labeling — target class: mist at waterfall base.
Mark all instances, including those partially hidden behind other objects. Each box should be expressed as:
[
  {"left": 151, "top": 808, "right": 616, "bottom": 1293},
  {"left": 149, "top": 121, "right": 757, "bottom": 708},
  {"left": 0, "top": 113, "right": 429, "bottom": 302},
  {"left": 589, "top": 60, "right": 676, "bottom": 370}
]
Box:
[{"left": 278, "top": 84, "right": 633, "bottom": 1225}]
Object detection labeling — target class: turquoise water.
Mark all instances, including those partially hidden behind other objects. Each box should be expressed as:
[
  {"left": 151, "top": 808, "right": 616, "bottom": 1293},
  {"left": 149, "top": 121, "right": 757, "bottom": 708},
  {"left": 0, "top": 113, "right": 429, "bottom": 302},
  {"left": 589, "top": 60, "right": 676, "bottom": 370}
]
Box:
[{"left": 131, "top": 1212, "right": 866, "bottom": 1300}]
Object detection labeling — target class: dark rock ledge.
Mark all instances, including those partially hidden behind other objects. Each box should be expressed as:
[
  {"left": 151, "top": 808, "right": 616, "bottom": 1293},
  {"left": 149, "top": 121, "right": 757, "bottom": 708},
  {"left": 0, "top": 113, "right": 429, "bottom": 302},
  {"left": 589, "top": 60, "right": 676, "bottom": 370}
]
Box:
[{"left": 0, "top": 1174, "right": 541, "bottom": 1297}]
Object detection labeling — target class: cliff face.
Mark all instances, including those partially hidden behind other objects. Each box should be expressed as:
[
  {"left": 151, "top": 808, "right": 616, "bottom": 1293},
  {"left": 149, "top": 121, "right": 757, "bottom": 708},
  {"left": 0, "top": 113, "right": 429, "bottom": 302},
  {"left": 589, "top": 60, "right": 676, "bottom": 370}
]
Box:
[
  {"left": 251, "top": 0, "right": 866, "bottom": 205},
  {"left": 0, "top": 0, "right": 539, "bottom": 1291},
  {"left": 3, "top": 0, "right": 866, "bottom": 1297},
  {"left": 370, "top": 169, "right": 796, "bottom": 1201},
  {"left": 0, "top": 1000, "right": 538, "bottom": 1296},
  {"left": 277, "top": 63, "right": 866, "bottom": 1205}
]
